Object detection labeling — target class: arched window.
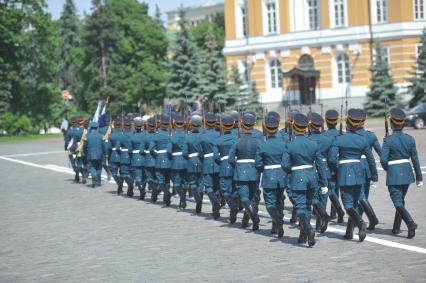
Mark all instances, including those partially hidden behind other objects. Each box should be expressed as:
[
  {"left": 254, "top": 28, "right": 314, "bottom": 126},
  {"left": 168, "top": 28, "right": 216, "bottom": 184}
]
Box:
[
  {"left": 270, "top": 59, "right": 282, "bottom": 88},
  {"left": 298, "top": 54, "right": 314, "bottom": 70},
  {"left": 336, "top": 53, "right": 351, "bottom": 84}
]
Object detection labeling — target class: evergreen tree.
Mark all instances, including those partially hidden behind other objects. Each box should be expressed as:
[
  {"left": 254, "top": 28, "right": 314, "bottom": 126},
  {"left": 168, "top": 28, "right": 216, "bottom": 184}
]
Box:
[
  {"left": 197, "top": 27, "right": 227, "bottom": 112},
  {"left": 154, "top": 4, "right": 165, "bottom": 31},
  {"left": 168, "top": 8, "right": 200, "bottom": 113},
  {"left": 58, "top": 0, "right": 80, "bottom": 95},
  {"left": 408, "top": 27, "right": 426, "bottom": 108},
  {"left": 364, "top": 43, "right": 400, "bottom": 117},
  {"left": 191, "top": 13, "right": 224, "bottom": 52},
  {"left": 246, "top": 81, "right": 262, "bottom": 116},
  {"left": 79, "top": 0, "right": 168, "bottom": 114}
]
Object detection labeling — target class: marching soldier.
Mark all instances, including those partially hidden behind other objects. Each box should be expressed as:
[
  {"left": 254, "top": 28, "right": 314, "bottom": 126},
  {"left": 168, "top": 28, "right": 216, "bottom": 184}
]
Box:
[
  {"left": 109, "top": 117, "right": 123, "bottom": 194},
  {"left": 168, "top": 115, "right": 188, "bottom": 208},
  {"left": 99, "top": 115, "right": 113, "bottom": 180},
  {"left": 65, "top": 116, "right": 79, "bottom": 182},
  {"left": 200, "top": 113, "right": 221, "bottom": 219},
  {"left": 81, "top": 119, "right": 90, "bottom": 183},
  {"left": 228, "top": 113, "right": 261, "bottom": 230},
  {"left": 131, "top": 117, "right": 146, "bottom": 200},
  {"left": 149, "top": 115, "right": 172, "bottom": 206},
  {"left": 356, "top": 110, "right": 381, "bottom": 230},
  {"left": 116, "top": 118, "right": 134, "bottom": 197},
  {"left": 184, "top": 115, "right": 204, "bottom": 213},
  {"left": 73, "top": 116, "right": 86, "bottom": 184},
  {"left": 329, "top": 108, "right": 378, "bottom": 242},
  {"left": 308, "top": 112, "right": 331, "bottom": 233},
  {"left": 86, "top": 121, "right": 103, "bottom": 187},
  {"left": 144, "top": 118, "right": 159, "bottom": 202},
  {"left": 323, "top": 109, "right": 345, "bottom": 223},
  {"left": 281, "top": 113, "right": 328, "bottom": 247},
  {"left": 380, "top": 108, "right": 423, "bottom": 238},
  {"left": 214, "top": 115, "right": 238, "bottom": 222},
  {"left": 255, "top": 115, "right": 286, "bottom": 238}
]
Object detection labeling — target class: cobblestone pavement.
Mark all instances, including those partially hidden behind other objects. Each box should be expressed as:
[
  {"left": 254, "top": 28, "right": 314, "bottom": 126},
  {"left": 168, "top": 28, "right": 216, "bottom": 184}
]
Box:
[{"left": 1, "top": 120, "right": 426, "bottom": 282}]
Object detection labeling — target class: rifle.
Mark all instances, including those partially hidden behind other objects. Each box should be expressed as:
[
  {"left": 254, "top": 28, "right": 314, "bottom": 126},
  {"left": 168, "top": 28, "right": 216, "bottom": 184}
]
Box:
[{"left": 384, "top": 97, "right": 389, "bottom": 137}]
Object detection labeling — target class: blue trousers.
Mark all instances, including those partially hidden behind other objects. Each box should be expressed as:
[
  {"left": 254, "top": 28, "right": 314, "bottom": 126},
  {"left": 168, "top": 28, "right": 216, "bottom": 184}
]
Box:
[
  {"left": 132, "top": 166, "right": 143, "bottom": 186},
  {"left": 234, "top": 181, "right": 257, "bottom": 203},
  {"left": 144, "top": 167, "right": 156, "bottom": 183},
  {"left": 120, "top": 163, "right": 131, "bottom": 178},
  {"left": 340, "top": 185, "right": 362, "bottom": 210},
  {"left": 89, "top": 159, "right": 102, "bottom": 185},
  {"left": 359, "top": 177, "right": 371, "bottom": 200},
  {"left": 263, "top": 188, "right": 284, "bottom": 218},
  {"left": 203, "top": 173, "right": 214, "bottom": 193},
  {"left": 171, "top": 169, "right": 186, "bottom": 187},
  {"left": 155, "top": 168, "right": 171, "bottom": 185},
  {"left": 388, "top": 185, "right": 409, "bottom": 209},
  {"left": 110, "top": 162, "right": 120, "bottom": 179},
  {"left": 292, "top": 190, "right": 308, "bottom": 217}
]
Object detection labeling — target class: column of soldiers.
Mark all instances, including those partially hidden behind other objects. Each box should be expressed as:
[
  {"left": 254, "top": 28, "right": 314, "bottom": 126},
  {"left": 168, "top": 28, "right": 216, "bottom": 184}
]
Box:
[{"left": 64, "top": 106, "right": 423, "bottom": 247}]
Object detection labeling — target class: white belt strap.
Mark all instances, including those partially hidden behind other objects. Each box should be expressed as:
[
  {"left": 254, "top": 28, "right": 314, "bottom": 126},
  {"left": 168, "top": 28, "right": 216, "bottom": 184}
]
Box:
[
  {"left": 339, "top": 159, "right": 360, "bottom": 164},
  {"left": 321, "top": 158, "right": 327, "bottom": 162},
  {"left": 220, "top": 155, "right": 229, "bottom": 161},
  {"left": 388, "top": 159, "right": 410, "bottom": 165},
  {"left": 189, "top": 153, "right": 199, "bottom": 158},
  {"left": 156, "top": 149, "right": 167, "bottom": 154},
  {"left": 204, "top": 153, "right": 213, "bottom": 158},
  {"left": 112, "top": 148, "right": 116, "bottom": 151},
  {"left": 291, "top": 165, "right": 313, "bottom": 171},
  {"left": 172, "top": 152, "right": 183, "bottom": 156},
  {"left": 120, "top": 148, "right": 128, "bottom": 152},
  {"left": 132, "top": 150, "right": 140, "bottom": 154},
  {"left": 237, "top": 159, "right": 255, "bottom": 163},
  {"left": 264, "top": 164, "right": 281, "bottom": 170},
  {"left": 144, "top": 150, "right": 150, "bottom": 154},
  {"left": 361, "top": 155, "right": 366, "bottom": 159}
]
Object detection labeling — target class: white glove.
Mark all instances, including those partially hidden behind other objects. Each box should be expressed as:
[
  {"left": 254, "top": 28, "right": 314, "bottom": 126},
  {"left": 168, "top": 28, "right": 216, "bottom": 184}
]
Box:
[
  {"left": 370, "top": 181, "right": 377, "bottom": 189},
  {"left": 417, "top": 181, "right": 423, "bottom": 188},
  {"left": 320, "top": 187, "right": 328, "bottom": 195}
]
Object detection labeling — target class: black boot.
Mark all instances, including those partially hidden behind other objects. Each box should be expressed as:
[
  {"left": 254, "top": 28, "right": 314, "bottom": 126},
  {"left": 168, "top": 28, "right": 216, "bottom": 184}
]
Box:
[
  {"left": 126, "top": 178, "right": 134, "bottom": 197},
  {"left": 330, "top": 204, "right": 337, "bottom": 220},
  {"left": 298, "top": 229, "right": 307, "bottom": 244},
  {"left": 207, "top": 192, "right": 221, "bottom": 219},
  {"left": 195, "top": 201, "right": 202, "bottom": 213},
  {"left": 81, "top": 170, "right": 87, "bottom": 184},
  {"left": 151, "top": 184, "right": 158, "bottom": 202},
  {"left": 139, "top": 184, "right": 146, "bottom": 200},
  {"left": 314, "top": 203, "right": 329, "bottom": 233},
  {"left": 91, "top": 178, "right": 96, "bottom": 188},
  {"left": 268, "top": 207, "right": 284, "bottom": 238},
  {"left": 347, "top": 208, "right": 367, "bottom": 242},
  {"left": 359, "top": 199, "right": 379, "bottom": 230},
  {"left": 229, "top": 209, "right": 238, "bottom": 224},
  {"left": 243, "top": 202, "right": 260, "bottom": 231},
  {"left": 115, "top": 177, "right": 123, "bottom": 195},
  {"left": 330, "top": 194, "right": 345, "bottom": 223},
  {"left": 160, "top": 184, "right": 171, "bottom": 206},
  {"left": 396, "top": 206, "right": 418, "bottom": 239},
  {"left": 313, "top": 205, "right": 322, "bottom": 232},
  {"left": 392, "top": 210, "right": 402, "bottom": 235},
  {"left": 181, "top": 188, "right": 187, "bottom": 208},
  {"left": 344, "top": 218, "right": 354, "bottom": 240},
  {"left": 290, "top": 208, "right": 297, "bottom": 224},
  {"left": 74, "top": 172, "right": 80, "bottom": 183},
  {"left": 241, "top": 211, "right": 250, "bottom": 228},
  {"left": 271, "top": 221, "right": 277, "bottom": 235},
  {"left": 299, "top": 215, "right": 315, "bottom": 247}
]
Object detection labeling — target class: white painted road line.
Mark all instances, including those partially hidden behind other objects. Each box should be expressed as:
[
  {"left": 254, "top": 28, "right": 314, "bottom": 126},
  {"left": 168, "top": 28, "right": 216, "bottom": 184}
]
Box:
[
  {"left": 1, "top": 150, "right": 65, "bottom": 158},
  {"left": 1, "top": 155, "right": 426, "bottom": 254}
]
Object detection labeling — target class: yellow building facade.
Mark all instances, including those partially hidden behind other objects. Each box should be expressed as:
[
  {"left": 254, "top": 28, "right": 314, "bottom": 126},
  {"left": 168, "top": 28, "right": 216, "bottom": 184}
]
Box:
[{"left": 223, "top": 0, "right": 426, "bottom": 108}]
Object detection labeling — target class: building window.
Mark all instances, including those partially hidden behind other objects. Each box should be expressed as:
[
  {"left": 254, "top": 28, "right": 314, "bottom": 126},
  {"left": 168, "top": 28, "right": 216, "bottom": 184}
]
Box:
[
  {"left": 334, "top": 0, "right": 346, "bottom": 27},
  {"left": 308, "top": 0, "right": 320, "bottom": 30},
  {"left": 376, "top": 0, "right": 388, "bottom": 23},
  {"left": 270, "top": 59, "right": 282, "bottom": 88},
  {"left": 373, "top": 46, "right": 390, "bottom": 66},
  {"left": 336, "top": 53, "right": 351, "bottom": 84},
  {"left": 266, "top": 1, "right": 278, "bottom": 34},
  {"left": 241, "top": 6, "right": 248, "bottom": 37},
  {"left": 415, "top": 0, "right": 426, "bottom": 20},
  {"left": 241, "top": 60, "right": 249, "bottom": 84}
]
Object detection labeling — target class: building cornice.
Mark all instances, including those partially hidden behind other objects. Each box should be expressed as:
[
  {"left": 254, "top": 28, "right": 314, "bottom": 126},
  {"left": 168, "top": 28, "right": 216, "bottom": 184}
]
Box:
[{"left": 223, "top": 21, "right": 426, "bottom": 56}]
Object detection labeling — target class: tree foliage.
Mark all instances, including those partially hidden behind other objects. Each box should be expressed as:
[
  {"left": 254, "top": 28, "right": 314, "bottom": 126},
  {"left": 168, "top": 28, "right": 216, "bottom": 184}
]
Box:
[
  {"left": 408, "top": 27, "right": 426, "bottom": 108},
  {"left": 168, "top": 8, "right": 200, "bottom": 113},
  {"left": 364, "top": 43, "right": 400, "bottom": 117},
  {"left": 191, "top": 12, "right": 224, "bottom": 52},
  {"left": 78, "top": 0, "right": 168, "bottom": 115}
]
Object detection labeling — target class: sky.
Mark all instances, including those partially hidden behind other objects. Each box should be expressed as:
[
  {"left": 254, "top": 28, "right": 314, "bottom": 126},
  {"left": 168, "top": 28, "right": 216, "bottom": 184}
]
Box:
[{"left": 46, "top": 0, "right": 223, "bottom": 21}]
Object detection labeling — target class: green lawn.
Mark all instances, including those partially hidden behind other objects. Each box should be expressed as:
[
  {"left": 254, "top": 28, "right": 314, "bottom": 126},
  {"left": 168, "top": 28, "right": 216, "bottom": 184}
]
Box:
[{"left": 0, "top": 133, "right": 63, "bottom": 143}]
